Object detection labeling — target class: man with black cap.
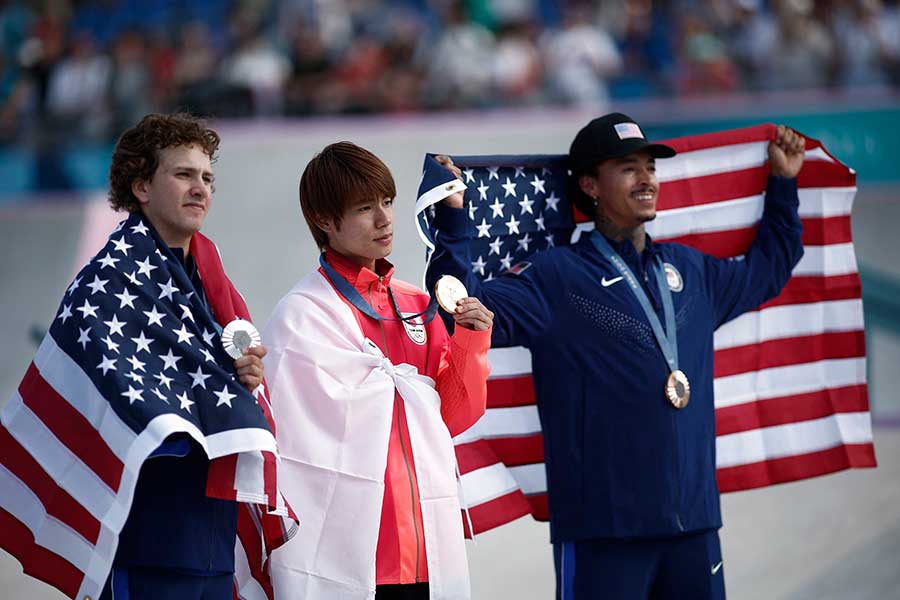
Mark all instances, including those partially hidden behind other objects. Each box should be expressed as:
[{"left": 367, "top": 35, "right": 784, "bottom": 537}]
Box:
[{"left": 425, "top": 113, "right": 806, "bottom": 599}]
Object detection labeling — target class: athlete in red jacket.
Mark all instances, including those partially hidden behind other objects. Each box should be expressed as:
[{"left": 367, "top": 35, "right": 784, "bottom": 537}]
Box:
[{"left": 267, "top": 141, "right": 493, "bottom": 600}]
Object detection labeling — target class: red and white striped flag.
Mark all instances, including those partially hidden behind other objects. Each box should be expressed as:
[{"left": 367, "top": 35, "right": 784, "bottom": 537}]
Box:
[{"left": 422, "top": 124, "right": 877, "bottom": 534}]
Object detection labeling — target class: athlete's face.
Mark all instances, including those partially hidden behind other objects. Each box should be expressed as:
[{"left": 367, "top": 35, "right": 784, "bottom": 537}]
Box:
[
  {"left": 132, "top": 144, "right": 214, "bottom": 252},
  {"left": 580, "top": 150, "right": 659, "bottom": 230},
  {"left": 319, "top": 196, "right": 394, "bottom": 271}
]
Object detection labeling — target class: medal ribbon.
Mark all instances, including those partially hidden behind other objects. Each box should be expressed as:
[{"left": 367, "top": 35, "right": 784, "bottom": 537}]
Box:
[
  {"left": 590, "top": 231, "right": 678, "bottom": 372},
  {"left": 319, "top": 253, "right": 438, "bottom": 324}
]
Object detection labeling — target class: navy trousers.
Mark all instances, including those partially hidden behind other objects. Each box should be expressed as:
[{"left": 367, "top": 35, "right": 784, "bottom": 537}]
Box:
[
  {"left": 553, "top": 529, "right": 726, "bottom": 600},
  {"left": 99, "top": 568, "right": 233, "bottom": 600}
]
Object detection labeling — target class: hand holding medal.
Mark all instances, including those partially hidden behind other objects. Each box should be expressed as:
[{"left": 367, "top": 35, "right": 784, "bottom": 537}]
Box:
[
  {"left": 435, "top": 275, "right": 493, "bottom": 332},
  {"left": 222, "top": 319, "right": 267, "bottom": 391}
]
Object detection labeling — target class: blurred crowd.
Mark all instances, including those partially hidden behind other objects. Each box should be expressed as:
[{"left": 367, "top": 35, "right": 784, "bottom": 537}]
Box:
[{"left": 0, "top": 0, "right": 898, "bottom": 146}]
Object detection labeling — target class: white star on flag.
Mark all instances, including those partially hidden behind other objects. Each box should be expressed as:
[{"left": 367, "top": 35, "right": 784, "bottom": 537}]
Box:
[
  {"left": 472, "top": 255, "right": 487, "bottom": 276},
  {"left": 101, "top": 335, "right": 120, "bottom": 353},
  {"left": 535, "top": 215, "right": 546, "bottom": 231},
  {"left": 468, "top": 202, "right": 477, "bottom": 221},
  {"left": 518, "top": 195, "right": 534, "bottom": 215},
  {"left": 517, "top": 233, "right": 532, "bottom": 253},
  {"left": 463, "top": 168, "right": 475, "bottom": 183},
  {"left": 177, "top": 391, "right": 194, "bottom": 412},
  {"left": 180, "top": 304, "right": 194, "bottom": 322},
  {"left": 488, "top": 237, "right": 503, "bottom": 256},
  {"left": 202, "top": 329, "right": 216, "bottom": 347},
  {"left": 489, "top": 197, "right": 505, "bottom": 218},
  {"left": 545, "top": 191, "right": 560, "bottom": 212},
  {"left": 115, "top": 288, "right": 137, "bottom": 310},
  {"left": 477, "top": 180, "right": 489, "bottom": 201},
  {"left": 66, "top": 277, "right": 82, "bottom": 296},
  {"left": 125, "top": 271, "right": 143, "bottom": 286},
  {"left": 126, "top": 355, "right": 146, "bottom": 373},
  {"left": 136, "top": 256, "right": 158, "bottom": 278},
  {"left": 214, "top": 385, "right": 237, "bottom": 408},
  {"left": 86, "top": 275, "right": 109, "bottom": 295},
  {"left": 545, "top": 233, "right": 556, "bottom": 248},
  {"left": 112, "top": 237, "right": 133, "bottom": 255},
  {"left": 201, "top": 348, "right": 215, "bottom": 363},
  {"left": 125, "top": 371, "right": 143, "bottom": 385},
  {"left": 190, "top": 365, "right": 211, "bottom": 389},
  {"left": 173, "top": 324, "right": 195, "bottom": 345},
  {"left": 58, "top": 304, "right": 73, "bottom": 324},
  {"left": 530, "top": 175, "right": 546, "bottom": 195},
  {"left": 158, "top": 278, "right": 177, "bottom": 301},
  {"left": 97, "top": 254, "right": 119, "bottom": 269},
  {"left": 487, "top": 166, "right": 500, "bottom": 180},
  {"left": 104, "top": 314, "right": 126, "bottom": 336},
  {"left": 130, "top": 222, "right": 149, "bottom": 235},
  {"left": 122, "top": 385, "right": 143, "bottom": 404},
  {"left": 131, "top": 331, "right": 153, "bottom": 353},
  {"left": 97, "top": 355, "right": 117, "bottom": 375},
  {"left": 76, "top": 299, "right": 99, "bottom": 319},
  {"left": 160, "top": 349, "right": 181, "bottom": 371},
  {"left": 501, "top": 177, "right": 517, "bottom": 198},
  {"left": 150, "top": 388, "right": 168, "bottom": 402},
  {"left": 143, "top": 305, "right": 165, "bottom": 327},
  {"left": 505, "top": 215, "right": 520, "bottom": 235},
  {"left": 476, "top": 218, "right": 492, "bottom": 238},
  {"left": 154, "top": 372, "right": 173, "bottom": 389},
  {"left": 499, "top": 252, "right": 514, "bottom": 271},
  {"left": 77, "top": 327, "right": 91, "bottom": 349}
]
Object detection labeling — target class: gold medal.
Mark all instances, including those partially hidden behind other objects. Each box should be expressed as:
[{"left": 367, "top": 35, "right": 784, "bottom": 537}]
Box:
[
  {"left": 434, "top": 275, "right": 468, "bottom": 313},
  {"left": 666, "top": 370, "right": 690, "bottom": 409}
]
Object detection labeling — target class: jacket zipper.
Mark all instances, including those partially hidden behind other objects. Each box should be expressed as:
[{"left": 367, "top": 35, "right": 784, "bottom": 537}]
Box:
[{"left": 369, "top": 279, "right": 422, "bottom": 582}]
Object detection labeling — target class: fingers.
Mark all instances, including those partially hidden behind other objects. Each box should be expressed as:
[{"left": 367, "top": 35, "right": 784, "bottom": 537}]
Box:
[
  {"left": 451, "top": 297, "right": 493, "bottom": 331},
  {"left": 435, "top": 154, "right": 463, "bottom": 181},
  {"left": 774, "top": 125, "right": 805, "bottom": 155},
  {"left": 235, "top": 345, "right": 266, "bottom": 391}
]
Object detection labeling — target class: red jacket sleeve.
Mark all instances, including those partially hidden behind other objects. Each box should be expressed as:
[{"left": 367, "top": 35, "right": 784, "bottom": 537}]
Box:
[{"left": 435, "top": 325, "right": 492, "bottom": 437}]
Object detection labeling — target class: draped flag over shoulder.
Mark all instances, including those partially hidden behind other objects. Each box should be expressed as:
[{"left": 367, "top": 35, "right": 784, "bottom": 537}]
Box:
[
  {"left": 415, "top": 123, "right": 876, "bottom": 535},
  {"left": 0, "top": 211, "right": 298, "bottom": 600}
]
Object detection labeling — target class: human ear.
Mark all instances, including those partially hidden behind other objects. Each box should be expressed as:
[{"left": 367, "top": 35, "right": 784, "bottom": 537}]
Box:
[{"left": 131, "top": 179, "right": 150, "bottom": 205}]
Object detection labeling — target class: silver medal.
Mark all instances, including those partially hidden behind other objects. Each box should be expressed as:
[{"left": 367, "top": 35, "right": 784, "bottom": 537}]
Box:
[{"left": 221, "top": 319, "right": 262, "bottom": 360}]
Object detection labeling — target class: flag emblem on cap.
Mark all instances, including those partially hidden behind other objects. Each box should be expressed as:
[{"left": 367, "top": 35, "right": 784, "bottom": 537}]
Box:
[{"left": 614, "top": 123, "right": 644, "bottom": 140}]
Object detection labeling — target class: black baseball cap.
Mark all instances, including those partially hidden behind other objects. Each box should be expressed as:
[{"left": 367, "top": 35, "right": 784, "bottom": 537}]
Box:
[{"left": 568, "top": 112, "right": 676, "bottom": 175}]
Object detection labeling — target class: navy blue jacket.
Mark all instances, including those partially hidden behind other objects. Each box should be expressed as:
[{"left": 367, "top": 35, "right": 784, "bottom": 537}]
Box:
[{"left": 426, "top": 176, "right": 803, "bottom": 543}]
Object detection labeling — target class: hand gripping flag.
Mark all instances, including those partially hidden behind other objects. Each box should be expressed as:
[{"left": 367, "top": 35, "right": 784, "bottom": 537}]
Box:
[
  {"left": 416, "top": 124, "right": 877, "bottom": 535},
  {"left": 0, "top": 211, "right": 298, "bottom": 600}
]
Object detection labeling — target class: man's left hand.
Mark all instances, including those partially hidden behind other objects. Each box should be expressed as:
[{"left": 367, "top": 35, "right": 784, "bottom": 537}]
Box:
[
  {"left": 235, "top": 345, "right": 267, "bottom": 392},
  {"left": 769, "top": 125, "right": 806, "bottom": 179}
]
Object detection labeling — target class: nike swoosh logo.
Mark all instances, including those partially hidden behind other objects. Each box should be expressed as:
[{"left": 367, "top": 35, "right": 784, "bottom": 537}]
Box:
[
  {"left": 711, "top": 561, "right": 723, "bottom": 575},
  {"left": 601, "top": 276, "right": 624, "bottom": 287}
]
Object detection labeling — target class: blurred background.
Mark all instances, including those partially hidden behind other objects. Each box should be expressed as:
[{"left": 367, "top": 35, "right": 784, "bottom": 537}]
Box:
[{"left": 1, "top": 0, "right": 899, "bottom": 598}]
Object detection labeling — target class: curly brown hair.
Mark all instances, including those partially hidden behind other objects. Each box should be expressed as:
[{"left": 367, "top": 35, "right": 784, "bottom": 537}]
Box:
[{"left": 108, "top": 113, "right": 220, "bottom": 212}]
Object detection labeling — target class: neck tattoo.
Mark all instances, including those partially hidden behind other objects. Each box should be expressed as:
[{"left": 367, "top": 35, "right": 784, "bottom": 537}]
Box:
[{"left": 594, "top": 212, "right": 646, "bottom": 253}]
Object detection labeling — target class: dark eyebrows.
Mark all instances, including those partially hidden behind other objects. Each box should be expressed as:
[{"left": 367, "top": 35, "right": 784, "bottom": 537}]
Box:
[{"left": 172, "top": 164, "right": 215, "bottom": 180}]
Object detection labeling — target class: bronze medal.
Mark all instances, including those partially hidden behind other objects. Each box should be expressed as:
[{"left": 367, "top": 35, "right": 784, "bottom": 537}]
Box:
[
  {"left": 434, "top": 275, "right": 468, "bottom": 314},
  {"left": 666, "top": 369, "right": 690, "bottom": 409}
]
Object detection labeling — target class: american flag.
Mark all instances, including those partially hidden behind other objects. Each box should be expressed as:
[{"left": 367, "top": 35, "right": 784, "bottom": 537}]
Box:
[
  {"left": 416, "top": 124, "right": 877, "bottom": 535},
  {"left": 0, "top": 211, "right": 297, "bottom": 600}
]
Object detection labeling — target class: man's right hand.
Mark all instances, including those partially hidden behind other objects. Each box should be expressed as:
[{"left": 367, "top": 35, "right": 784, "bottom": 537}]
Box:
[{"left": 435, "top": 155, "right": 465, "bottom": 209}]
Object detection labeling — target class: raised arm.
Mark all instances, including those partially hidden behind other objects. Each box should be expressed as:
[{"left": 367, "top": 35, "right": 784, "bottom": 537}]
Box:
[
  {"left": 705, "top": 126, "right": 806, "bottom": 326},
  {"left": 424, "top": 161, "right": 553, "bottom": 349}
]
